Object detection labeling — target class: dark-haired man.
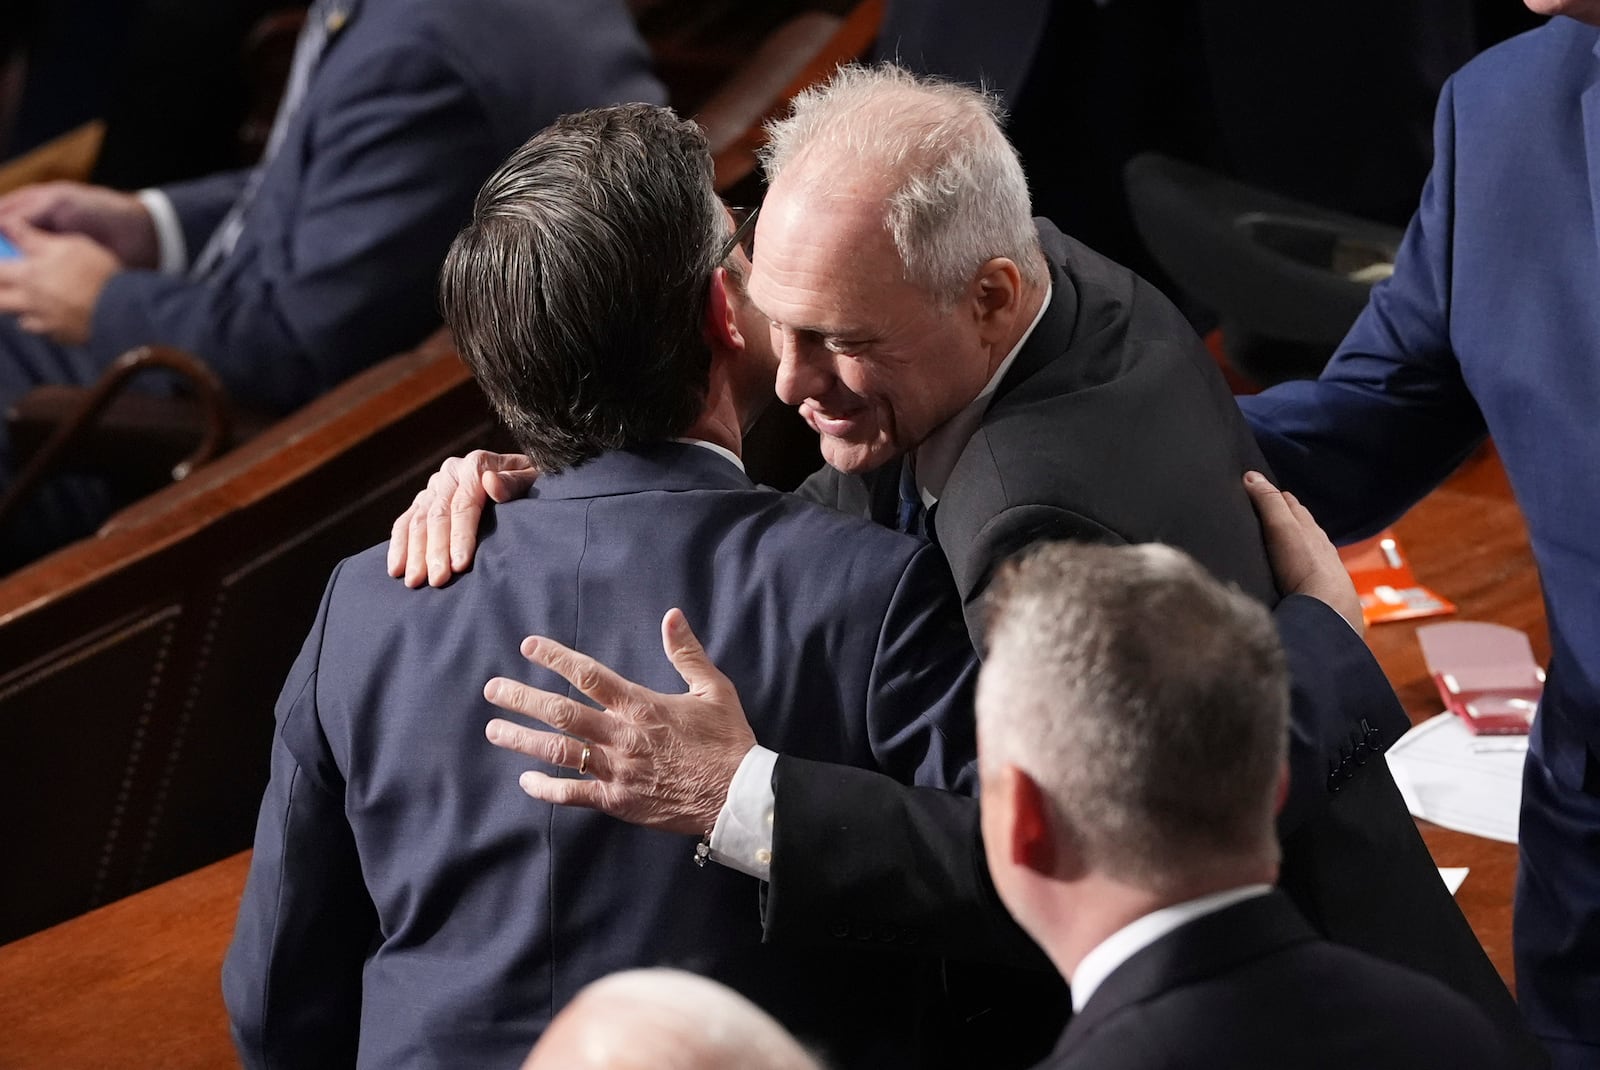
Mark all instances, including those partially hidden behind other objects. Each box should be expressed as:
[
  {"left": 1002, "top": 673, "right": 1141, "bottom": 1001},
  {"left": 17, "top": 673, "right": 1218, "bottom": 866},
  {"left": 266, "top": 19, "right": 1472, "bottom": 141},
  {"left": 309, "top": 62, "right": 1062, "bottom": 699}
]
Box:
[{"left": 222, "top": 103, "right": 978, "bottom": 1069}]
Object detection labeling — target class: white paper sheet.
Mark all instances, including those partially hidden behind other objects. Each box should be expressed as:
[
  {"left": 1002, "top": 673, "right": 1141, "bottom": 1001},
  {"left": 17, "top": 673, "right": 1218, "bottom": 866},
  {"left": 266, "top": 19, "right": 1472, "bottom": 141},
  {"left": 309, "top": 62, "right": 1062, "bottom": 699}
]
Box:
[{"left": 1387, "top": 712, "right": 1525, "bottom": 844}]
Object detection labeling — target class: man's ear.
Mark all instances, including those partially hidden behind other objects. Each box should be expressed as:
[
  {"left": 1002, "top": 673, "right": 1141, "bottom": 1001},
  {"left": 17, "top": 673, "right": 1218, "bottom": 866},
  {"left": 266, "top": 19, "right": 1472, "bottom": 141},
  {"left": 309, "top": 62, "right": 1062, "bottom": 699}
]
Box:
[
  {"left": 703, "top": 267, "right": 745, "bottom": 353},
  {"left": 971, "top": 257, "right": 1024, "bottom": 342},
  {"left": 1005, "top": 765, "right": 1058, "bottom": 877}
]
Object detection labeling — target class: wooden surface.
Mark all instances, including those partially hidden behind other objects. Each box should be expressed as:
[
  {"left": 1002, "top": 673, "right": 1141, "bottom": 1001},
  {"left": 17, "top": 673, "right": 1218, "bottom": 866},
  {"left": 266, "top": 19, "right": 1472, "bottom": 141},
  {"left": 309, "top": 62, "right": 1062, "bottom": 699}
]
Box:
[
  {"left": 1361, "top": 443, "right": 1543, "bottom": 989},
  {"left": 0, "top": 851, "right": 248, "bottom": 1069},
  {"left": 0, "top": 446, "right": 1539, "bottom": 1065}
]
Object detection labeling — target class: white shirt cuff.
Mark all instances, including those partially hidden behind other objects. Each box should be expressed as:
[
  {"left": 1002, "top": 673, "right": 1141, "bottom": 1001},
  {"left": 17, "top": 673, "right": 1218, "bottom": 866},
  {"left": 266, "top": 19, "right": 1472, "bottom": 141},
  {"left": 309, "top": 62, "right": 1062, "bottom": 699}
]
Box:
[
  {"left": 136, "top": 189, "right": 187, "bottom": 275},
  {"left": 707, "top": 745, "right": 778, "bottom": 880}
]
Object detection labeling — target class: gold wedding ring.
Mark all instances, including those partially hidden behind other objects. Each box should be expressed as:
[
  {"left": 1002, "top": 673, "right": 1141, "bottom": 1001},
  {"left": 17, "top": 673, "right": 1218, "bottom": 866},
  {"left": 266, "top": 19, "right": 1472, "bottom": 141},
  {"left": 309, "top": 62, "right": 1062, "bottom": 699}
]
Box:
[{"left": 578, "top": 743, "right": 591, "bottom": 776}]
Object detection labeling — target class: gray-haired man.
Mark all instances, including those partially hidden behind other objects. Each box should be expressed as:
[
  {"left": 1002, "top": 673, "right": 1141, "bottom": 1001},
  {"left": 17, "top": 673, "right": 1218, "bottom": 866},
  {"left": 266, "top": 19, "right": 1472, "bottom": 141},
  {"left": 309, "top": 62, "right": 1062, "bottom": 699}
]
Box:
[{"left": 980, "top": 542, "right": 1511, "bottom": 1069}]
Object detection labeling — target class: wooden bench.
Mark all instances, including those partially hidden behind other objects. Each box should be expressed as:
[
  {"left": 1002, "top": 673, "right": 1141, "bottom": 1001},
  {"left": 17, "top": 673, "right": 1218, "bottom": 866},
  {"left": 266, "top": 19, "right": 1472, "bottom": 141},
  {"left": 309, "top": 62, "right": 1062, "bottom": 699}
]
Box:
[{"left": 0, "top": 332, "right": 502, "bottom": 944}]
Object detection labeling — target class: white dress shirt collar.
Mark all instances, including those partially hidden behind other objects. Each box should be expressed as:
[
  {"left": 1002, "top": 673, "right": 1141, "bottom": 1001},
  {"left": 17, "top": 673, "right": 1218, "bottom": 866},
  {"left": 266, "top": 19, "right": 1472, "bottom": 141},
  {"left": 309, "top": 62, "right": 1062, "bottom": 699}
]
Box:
[
  {"left": 674, "top": 437, "right": 746, "bottom": 474},
  {"left": 911, "top": 282, "right": 1053, "bottom": 507},
  {"left": 1069, "top": 884, "right": 1273, "bottom": 1013}
]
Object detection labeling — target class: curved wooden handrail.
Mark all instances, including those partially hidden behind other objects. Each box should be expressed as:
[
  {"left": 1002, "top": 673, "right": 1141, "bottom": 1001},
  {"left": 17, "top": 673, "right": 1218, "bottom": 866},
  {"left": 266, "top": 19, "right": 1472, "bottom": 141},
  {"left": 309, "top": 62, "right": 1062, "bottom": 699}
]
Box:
[{"left": 0, "top": 346, "right": 232, "bottom": 533}]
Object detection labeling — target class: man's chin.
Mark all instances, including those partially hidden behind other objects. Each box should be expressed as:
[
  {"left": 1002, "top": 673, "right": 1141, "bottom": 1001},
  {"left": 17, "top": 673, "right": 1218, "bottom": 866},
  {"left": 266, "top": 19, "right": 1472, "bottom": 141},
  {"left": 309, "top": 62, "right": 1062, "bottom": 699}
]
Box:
[{"left": 820, "top": 436, "right": 901, "bottom": 475}]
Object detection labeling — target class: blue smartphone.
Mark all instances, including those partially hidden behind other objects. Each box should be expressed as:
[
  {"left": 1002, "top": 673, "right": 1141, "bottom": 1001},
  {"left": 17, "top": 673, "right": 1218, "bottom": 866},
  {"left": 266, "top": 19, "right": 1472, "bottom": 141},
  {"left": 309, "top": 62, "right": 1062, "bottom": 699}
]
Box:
[{"left": 0, "top": 233, "right": 18, "bottom": 259}]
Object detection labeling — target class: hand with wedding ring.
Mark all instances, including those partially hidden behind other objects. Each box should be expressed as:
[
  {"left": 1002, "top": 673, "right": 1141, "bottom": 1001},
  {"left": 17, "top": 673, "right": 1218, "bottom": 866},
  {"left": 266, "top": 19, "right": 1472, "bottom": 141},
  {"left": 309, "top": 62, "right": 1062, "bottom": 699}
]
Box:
[{"left": 483, "top": 608, "right": 757, "bottom": 837}]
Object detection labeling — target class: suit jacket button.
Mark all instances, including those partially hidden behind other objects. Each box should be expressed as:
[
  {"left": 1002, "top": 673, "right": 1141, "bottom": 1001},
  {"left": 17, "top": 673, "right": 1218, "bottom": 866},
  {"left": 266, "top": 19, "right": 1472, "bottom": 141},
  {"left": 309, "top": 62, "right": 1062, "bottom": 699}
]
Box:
[{"left": 830, "top": 920, "right": 850, "bottom": 939}]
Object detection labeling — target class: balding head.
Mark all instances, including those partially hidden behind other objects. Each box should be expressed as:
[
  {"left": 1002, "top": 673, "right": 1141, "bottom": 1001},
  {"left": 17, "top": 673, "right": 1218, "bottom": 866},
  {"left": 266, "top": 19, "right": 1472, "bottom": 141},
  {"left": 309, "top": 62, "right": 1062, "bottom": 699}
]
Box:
[
  {"left": 524, "top": 969, "right": 823, "bottom": 1070},
  {"left": 760, "top": 64, "right": 1044, "bottom": 300}
]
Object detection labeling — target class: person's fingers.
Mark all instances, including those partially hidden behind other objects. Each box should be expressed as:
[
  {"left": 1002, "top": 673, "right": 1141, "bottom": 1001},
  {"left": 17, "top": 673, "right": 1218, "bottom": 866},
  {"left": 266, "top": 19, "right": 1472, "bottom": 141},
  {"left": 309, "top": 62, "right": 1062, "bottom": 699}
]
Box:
[
  {"left": 473, "top": 450, "right": 537, "bottom": 504},
  {"left": 388, "top": 493, "right": 424, "bottom": 577},
  {"left": 483, "top": 466, "right": 538, "bottom": 504},
  {"left": 659, "top": 608, "right": 727, "bottom": 696},
  {"left": 5, "top": 218, "right": 50, "bottom": 254},
  {"left": 404, "top": 495, "right": 431, "bottom": 588},
  {"left": 423, "top": 468, "right": 459, "bottom": 587},
  {"left": 484, "top": 718, "right": 610, "bottom": 777},
  {"left": 515, "top": 770, "right": 612, "bottom": 812},
  {"left": 447, "top": 460, "right": 491, "bottom": 571},
  {"left": 484, "top": 676, "right": 621, "bottom": 745},
  {"left": 1243, "top": 471, "right": 1295, "bottom": 532},
  {"left": 519, "top": 635, "right": 634, "bottom": 711}
]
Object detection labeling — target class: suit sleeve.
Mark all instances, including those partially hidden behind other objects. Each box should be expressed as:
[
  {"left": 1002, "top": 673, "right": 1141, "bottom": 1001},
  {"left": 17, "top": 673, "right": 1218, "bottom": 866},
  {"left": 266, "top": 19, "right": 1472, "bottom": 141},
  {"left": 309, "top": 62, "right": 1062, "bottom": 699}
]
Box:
[
  {"left": 764, "top": 756, "right": 1052, "bottom": 969},
  {"left": 90, "top": 29, "right": 500, "bottom": 413},
  {"left": 157, "top": 167, "right": 256, "bottom": 256},
  {"left": 222, "top": 566, "right": 375, "bottom": 1069},
  {"left": 864, "top": 543, "right": 980, "bottom": 794},
  {"left": 1274, "top": 594, "right": 1411, "bottom": 838},
  {"left": 1237, "top": 77, "right": 1488, "bottom": 543}
]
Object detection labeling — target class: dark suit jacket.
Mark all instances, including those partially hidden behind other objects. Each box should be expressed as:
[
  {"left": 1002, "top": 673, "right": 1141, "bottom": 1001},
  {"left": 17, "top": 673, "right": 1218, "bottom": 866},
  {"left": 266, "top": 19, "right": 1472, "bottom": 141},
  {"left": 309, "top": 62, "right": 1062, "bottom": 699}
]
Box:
[
  {"left": 221, "top": 444, "right": 980, "bottom": 1069},
  {"left": 1039, "top": 892, "right": 1512, "bottom": 1069},
  {"left": 93, "top": 0, "right": 663, "bottom": 414},
  {"left": 770, "top": 220, "right": 1534, "bottom": 1062}
]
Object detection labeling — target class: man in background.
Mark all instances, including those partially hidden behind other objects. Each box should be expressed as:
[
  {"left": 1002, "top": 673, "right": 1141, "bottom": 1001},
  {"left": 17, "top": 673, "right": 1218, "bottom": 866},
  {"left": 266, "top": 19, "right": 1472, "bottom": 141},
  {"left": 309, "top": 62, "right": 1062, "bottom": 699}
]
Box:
[
  {"left": 978, "top": 541, "right": 1511, "bottom": 1069},
  {"left": 1240, "top": 4, "right": 1600, "bottom": 1062},
  {"left": 0, "top": 0, "right": 662, "bottom": 562}
]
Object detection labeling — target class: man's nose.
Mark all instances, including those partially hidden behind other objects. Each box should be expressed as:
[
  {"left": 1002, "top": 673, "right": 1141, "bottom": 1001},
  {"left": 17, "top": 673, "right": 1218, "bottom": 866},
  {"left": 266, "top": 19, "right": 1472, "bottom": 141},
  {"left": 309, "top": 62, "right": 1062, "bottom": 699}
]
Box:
[{"left": 774, "top": 332, "right": 831, "bottom": 406}]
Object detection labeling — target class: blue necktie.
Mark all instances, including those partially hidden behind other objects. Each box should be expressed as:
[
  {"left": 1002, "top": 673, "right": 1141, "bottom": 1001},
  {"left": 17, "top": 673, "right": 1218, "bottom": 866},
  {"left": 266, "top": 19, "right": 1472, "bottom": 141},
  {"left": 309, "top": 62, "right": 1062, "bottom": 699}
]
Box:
[
  {"left": 896, "top": 461, "right": 926, "bottom": 538},
  {"left": 190, "top": 0, "right": 350, "bottom": 276}
]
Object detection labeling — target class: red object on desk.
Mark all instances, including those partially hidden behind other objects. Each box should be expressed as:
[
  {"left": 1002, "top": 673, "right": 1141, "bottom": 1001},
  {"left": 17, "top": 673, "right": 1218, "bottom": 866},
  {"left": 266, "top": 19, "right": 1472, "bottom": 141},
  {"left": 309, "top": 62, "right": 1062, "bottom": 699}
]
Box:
[
  {"left": 1339, "top": 529, "right": 1457, "bottom": 626},
  {"left": 1417, "top": 621, "right": 1543, "bottom": 735}
]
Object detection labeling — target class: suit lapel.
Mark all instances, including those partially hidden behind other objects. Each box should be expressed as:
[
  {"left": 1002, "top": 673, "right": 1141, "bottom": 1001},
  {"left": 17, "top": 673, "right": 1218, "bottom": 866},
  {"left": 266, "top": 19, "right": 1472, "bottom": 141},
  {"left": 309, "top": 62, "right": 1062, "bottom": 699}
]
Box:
[
  {"left": 1050, "top": 892, "right": 1317, "bottom": 1062},
  {"left": 988, "top": 225, "right": 1081, "bottom": 410}
]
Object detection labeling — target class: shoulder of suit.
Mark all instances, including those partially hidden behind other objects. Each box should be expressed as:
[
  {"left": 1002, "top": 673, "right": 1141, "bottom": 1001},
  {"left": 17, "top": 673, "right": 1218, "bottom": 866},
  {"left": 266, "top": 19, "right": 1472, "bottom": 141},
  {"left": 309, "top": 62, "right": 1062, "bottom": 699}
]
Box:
[{"left": 1453, "top": 16, "right": 1596, "bottom": 94}]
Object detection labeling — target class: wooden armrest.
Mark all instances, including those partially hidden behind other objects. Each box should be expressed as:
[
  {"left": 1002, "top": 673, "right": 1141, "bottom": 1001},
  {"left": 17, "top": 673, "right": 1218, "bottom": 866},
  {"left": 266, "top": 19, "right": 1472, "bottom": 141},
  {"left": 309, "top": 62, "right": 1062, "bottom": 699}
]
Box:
[{"left": 0, "top": 121, "right": 106, "bottom": 196}]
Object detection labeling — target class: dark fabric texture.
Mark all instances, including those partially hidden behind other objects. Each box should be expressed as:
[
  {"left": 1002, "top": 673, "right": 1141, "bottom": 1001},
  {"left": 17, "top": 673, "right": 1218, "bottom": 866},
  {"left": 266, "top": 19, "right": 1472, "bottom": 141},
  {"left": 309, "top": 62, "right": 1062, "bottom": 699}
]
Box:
[
  {"left": 779, "top": 219, "right": 1533, "bottom": 1062},
  {"left": 1038, "top": 892, "right": 1515, "bottom": 1070},
  {"left": 222, "top": 443, "right": 981, "bottom": 1069}
]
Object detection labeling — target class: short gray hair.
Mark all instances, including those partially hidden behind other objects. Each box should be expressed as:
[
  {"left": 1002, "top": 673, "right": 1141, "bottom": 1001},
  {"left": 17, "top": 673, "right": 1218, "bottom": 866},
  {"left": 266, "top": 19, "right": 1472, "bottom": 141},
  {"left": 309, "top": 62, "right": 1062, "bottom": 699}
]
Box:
[
  {"left": 977, "top": 543, "right": 1288, "bottom": 892},
  {"left": 759, "top": 64, "right": 1044, "bottom": 301}
]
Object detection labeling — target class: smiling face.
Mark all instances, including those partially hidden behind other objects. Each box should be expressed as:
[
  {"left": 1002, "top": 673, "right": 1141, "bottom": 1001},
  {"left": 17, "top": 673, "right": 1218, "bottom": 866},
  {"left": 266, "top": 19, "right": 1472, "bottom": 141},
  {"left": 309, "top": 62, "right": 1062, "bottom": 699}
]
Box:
[{"left": 745, "top": 174, "right": 1002, "bottom": 474}]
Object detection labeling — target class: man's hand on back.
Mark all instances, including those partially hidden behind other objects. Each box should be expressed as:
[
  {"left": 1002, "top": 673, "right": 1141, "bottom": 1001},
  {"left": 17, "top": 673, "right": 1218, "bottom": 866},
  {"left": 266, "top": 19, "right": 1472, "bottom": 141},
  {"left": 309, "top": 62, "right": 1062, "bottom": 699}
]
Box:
[
  {"left": 386, "top": 449, "right": 538, "bottom": 587},
  {"left": 482, "top": 609, "right": 757, "bottom": 837},
  {"left": 1244, "top": 470, "right": 1364, "bottom": 637}
]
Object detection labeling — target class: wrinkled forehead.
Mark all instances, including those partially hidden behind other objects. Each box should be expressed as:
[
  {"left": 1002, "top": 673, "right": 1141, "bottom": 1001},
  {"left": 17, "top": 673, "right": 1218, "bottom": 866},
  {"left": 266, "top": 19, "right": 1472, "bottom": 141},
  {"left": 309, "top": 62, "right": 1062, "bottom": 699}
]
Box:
[{"left": 747, "top": 170, "right": 921, "bottom": 326}]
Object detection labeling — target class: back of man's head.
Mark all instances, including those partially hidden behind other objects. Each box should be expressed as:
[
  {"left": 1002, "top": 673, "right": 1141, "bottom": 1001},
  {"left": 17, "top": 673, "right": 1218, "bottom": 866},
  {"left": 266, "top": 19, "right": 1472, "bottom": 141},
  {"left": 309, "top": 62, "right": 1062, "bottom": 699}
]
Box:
[
  {"left": 440, "top": 103, "right": 725, "bottom": 472},
  {"left": 759, "top": 63, "right": 1045, "bottom": 302},
  {"left": 523, "top": 969, "right": 823, "bottom": 1070},
  {"left": 978, "top": 543, "right": 1289, "bottom": 895}
]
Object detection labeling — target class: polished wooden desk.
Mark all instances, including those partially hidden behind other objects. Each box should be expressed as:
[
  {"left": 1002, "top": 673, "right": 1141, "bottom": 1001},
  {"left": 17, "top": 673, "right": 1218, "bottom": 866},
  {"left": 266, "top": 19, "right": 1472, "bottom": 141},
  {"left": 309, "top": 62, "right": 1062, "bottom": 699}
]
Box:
[
  {"left": 1360, "top": 444, "right": 1543, "bottom": 990},
  {"left": 0, "top": 851, "right": 247, "bottom": 1069},
  {"left": 0, "top": 447, "right": 1539, "bottom": 1065}
]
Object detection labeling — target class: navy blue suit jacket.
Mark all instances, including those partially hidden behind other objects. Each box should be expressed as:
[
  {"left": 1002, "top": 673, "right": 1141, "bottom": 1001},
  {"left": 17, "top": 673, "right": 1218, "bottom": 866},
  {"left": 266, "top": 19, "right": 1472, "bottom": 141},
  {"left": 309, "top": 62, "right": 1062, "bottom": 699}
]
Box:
[
  {"left": 1239, "top": 16, "right": 1600, "bottom": 793},
  {"left": 222, "top": 443, "right": 979, "bottom": 1069},
  {"left": 91, "top": 0, "right": 662, "bottom": 414},
  {"left": 1038, "top": 892, "right": 1511, "bottom": 1070}
]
